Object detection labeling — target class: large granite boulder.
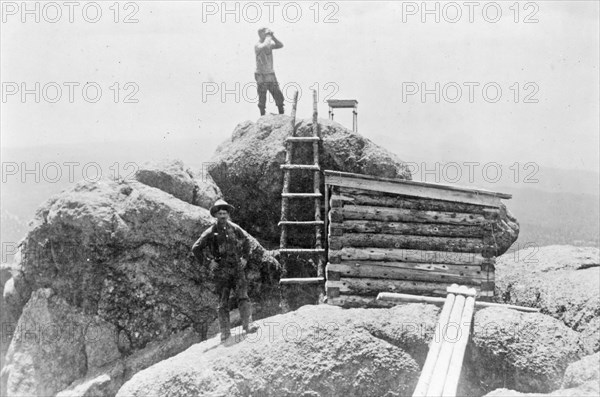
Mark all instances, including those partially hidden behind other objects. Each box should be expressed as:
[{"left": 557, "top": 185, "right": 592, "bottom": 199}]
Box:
[
  {"left": 209, "top": 115, "right": 413, "bottom": 246},
  {"left": 1, "top": 168, "right": 282, "bottom": 395},
  {"left": 1, "top": 263, "right": 18, "bottom": 369},
  {"left": 133, "top": 159, "right": 221, "bottom": 210},
  {"left": 209, "top": 115, "right": 519, "bottom": 256},
  {"left": 562, "top": 352, "right": 599, "bottom": 389},
  {"left": 495, "top": 245, "right": 600, "bottom": 353},
  {"left": 116, "top": 304, "right": 441, "bottom": 397},
  {"left": 467, "top": 307, "right": 584, "bottom": 394},
  {"left": 483, "top": 352, "right": 600, "bottom": 396},
  {"left": 116, "top": 302, "right": 588, "bottom": 397},
  {"left": 1, "top": 286, "right": 205, "bottom": 397},
  {"left": 1, "top": 288, "right": 120, "bottom": 397}
]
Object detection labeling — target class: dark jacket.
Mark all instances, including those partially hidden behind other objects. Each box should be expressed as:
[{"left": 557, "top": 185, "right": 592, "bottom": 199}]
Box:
[{"left": 192, "top": 221, "right": 250, "bottom": 264}]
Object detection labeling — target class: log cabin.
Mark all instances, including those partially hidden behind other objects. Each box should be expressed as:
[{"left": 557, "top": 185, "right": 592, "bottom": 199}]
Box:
[{"left": 323, "top": 170, "right": 513, "bottom": 306}]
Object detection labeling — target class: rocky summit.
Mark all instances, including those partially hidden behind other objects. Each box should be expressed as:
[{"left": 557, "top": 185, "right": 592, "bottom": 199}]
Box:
[{"left": 2, "top": 116, "right": 595, "bottom": 397}]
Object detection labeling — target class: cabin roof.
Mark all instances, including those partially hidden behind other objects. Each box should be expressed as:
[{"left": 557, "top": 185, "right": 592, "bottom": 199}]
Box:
[{"left": 324, "top": 170, "right": 512, "bottom": 208}]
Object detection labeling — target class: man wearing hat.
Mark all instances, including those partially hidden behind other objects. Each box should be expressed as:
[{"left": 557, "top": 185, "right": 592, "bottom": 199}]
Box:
[
  {"left": 192, "top": 199, "right": 257, "bottom": 341},
  {"left": 255, "top": 27, "right": 285, "bottom": 116}
]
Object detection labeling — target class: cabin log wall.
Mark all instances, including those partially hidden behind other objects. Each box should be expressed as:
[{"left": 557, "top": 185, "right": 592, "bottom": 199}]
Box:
[{"left": 325, "top": 173, "right": 507, "bottom": 305}]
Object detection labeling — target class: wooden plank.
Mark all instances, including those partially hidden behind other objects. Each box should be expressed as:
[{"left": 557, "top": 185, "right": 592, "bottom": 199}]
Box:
[
  {"left": 280, "top": 277, "right": 325, "bottom": 285},
  {"left": 377, "top": 292, "right": 539, "bottom": 312},
  {"left": 328, "top": 247, "right": 488, "bottom": 265},
  {"left": 446, "top": 284, "right": 478, "bottom": 297},
  {"left": 326, "top": 263, "right": 485, "bottom": 284},
  {"left": 330, "top": 220, "right": 485, "bottom": 238},
  {"left": 327, "top": 99, "right": 358, "bottom": 108},
  {"left": 330, "top": 194, "right": 354, "bottom": 204},
  {"left": 282, "top": 193, "right": 322, "bottom": 198},
  {"left": 336, "top": 205, "right": 491, "bottom": 226},
  {"left": 413, "top": 293, "right": 457, "bottom": 397},
  {"left": 328, "top": 278, "right": 478, "bottom": 297},
  {"left": 281, "top": 164, "right": 320, "bottom": 170},
  {"left": 336, "top": 260, "right": 484, "bottom": 273},
  {"left": 329, "top": 234, "right": 487, "bottom": 253},
  {"left": 327, "top": 294, "right": 394, "bottom": 308},
  {"left": 338, "top": 187, "right": 499, "bottom": 213},
  {"left": 442, "top": 294, "right": 475, "bottom": 396},
  {"left": 279, "top": 248, "right": 326, "bottom": 253},
  {"left": 285, "top": 136, "right": 320, "bottom": 142},
  {"left": 279, "top": 221, "right": 324, "bottom": 226},
  {"left": 324, "top": 170, "right": 511, "bottom": 202},
  {"left": 325, "top": 174, "right": 504, "bottom": 207},
  {"left": 427, "top": 294, "right": 466, "bottom": 397}
]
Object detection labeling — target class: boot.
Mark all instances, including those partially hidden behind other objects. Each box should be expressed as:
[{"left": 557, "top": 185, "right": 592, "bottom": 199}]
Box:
[
  {"left": 259, "top": 107, "right": 266, "bottom": 116},
  {"left": 239, "top": 299, "right": 257, "bottom": 333},
  {"left": 218, "top": 308, "right": 231, "bottom": 341},
  {"left": 277, "top": 105, "right": 285, "bottom": 115}
]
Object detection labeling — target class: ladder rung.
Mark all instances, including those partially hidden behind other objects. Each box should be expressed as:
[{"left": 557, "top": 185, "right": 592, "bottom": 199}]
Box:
[
  {"left": 280, "top": 277, "right": 325, "bottom": 285},
  {"left": 279, "top": 248, "right": 326, "bottom": 253},
  {"left": 285, "top": 137, "right": 320, "bottom": 142},
  {"left": 280, "top": 164, "right": 320, "bottom": 170},
  {"left": 281, "top": 193, "right": 322, "bottom": 198},
  {"left": 279, "top": 221, "right": 324, "bottom": 226}
]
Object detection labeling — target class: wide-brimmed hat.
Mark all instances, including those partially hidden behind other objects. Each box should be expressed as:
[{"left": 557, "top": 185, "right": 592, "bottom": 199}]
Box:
[{"left": 210, "top": 199, "right": 235, "bottom": 217}]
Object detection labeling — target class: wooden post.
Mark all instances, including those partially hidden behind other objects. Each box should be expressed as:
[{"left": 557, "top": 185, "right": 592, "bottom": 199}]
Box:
[
  {"left": 312, "top": 90, "right": 323, "bottom": 277},
  {"left": 279, "top": 91, "right": 299, "bottom": 249}
]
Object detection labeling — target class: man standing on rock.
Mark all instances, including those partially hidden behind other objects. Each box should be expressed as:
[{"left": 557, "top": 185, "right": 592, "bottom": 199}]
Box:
[
  {"left": 255, "top": 27, "right": 285, "bottom": 116},
  {"left": 192, "top": 199, "right": 258, "bottom": 341}
]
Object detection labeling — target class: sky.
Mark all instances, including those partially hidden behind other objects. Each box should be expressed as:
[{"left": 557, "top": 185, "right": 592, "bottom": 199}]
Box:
[{"left": 1, "top": 1, "right": 599, "bottom": 172}]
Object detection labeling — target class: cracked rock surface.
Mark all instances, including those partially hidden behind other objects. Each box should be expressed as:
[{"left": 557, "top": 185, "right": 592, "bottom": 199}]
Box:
[
  {"left": 116, "top": 304, "right": 438, "bottom": 397},
  {"left": 495, "top": 245, "right": 600, "bottom": 353},
  {"left": 116, "top": 304, "right": 587, "bottom": 397},
  {"left": 2, "top": 175, "right": 282, "bottom": 396}
]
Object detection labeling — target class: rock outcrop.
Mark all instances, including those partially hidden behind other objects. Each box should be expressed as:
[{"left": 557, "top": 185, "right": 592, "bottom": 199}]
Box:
[
  {"left": 495, "top": 245, "right": 600, "bottom": 353},
  {"left": 133, "top": 159, "right": 221, "bottom": 210},
  {"left": 209, "top": 115, "right": 519, "bottom": 256},
  {"left": 209, "top": 115, "right": 413, "bottom": 246},
  {"left": 562, "top": 352, "right": 599, "bottom": 389},
  {"left": 0, "top": 263, "right": 17, "bottom": 368},
  {"left": 483, "top": 352, "right": 599, "bottom": 396},
  {"left": 1, "top": 289, "right": 120, "bottom": 396},
  {"left": 116, "top": 304, "right": 439, "bottom": 397},
  {"left": 2, "top": 171, "right": 282, "bottom": 396},
  {"left": 466, "top": 307, "right": 584, "bottom": 394},
  {"left": 0, "top": 117, "right": 529, "bottom": 396},
  {"left": 116, "top": 303, "right": 586, "bottom": 397},
  {"left": 1, "top": 286, "right": 207, "bottom": 397}
]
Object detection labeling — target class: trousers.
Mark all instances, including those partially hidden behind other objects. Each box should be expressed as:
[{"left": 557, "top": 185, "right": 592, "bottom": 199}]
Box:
[
  {"left": 255, "top": 73, "right": 284, "bottom": 114},
  {"left": 215, "top": 262, "right": 252, "bottom": 337}
]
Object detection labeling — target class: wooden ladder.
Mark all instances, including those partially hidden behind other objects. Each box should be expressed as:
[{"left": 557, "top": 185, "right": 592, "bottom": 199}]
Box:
[{"left": 279, "top": 90, "right": 325, "bottom": 285}]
